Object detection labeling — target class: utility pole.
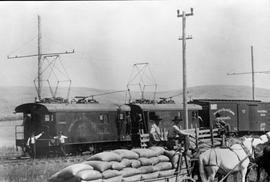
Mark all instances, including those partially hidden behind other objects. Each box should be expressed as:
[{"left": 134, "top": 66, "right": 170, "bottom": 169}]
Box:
[
  {"left": 251, "top": 46, "right": 255, "bottom": 100},
  {"left": 8, "top": 15, "right": 74, "bottom": 101},
  {"left": 227, "top": 46, "right": 270, "bottom": 100},
  {"left": 37, "top": 15, "right": 42, "bottom": 101},
  {"left": 177, "top": 8, "right": 193, "bottom": 129}
]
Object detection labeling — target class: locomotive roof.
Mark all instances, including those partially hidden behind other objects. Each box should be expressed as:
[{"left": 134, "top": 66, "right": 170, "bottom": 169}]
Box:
[
  {"left": 133, "top": 103, "right": 202, "bottom": 111},
  {"left": 15, "top": 102, "right": 131, "bottom": 113}
]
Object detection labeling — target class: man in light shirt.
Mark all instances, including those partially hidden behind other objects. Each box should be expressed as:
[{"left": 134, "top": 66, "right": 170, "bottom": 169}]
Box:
[
  {"left": 54, "top": 131, "right": 68, "bottom": 156},
  {"left": 149, "top": 114, "right": 162, "bottom": 146},
  {"left": 26, "top": 131, "right": 44, "bottom": 158}
]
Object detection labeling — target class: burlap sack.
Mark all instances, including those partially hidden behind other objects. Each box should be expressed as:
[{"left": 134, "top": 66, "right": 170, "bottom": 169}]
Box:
[
  {"left": 87, "top": 152, "right": 122, "bottom": 162},
  {"left": 113, "top": 149, "right": 139, "bottom": 159},
  {"left": 141, "top": 171, "right": 159, "bottom": 180},
  {"left": 102, "top": 170, "right": 121, "bottom": 179},
  {"left": 76, "top": 169, "right": 102, "bottom": 181},
  {"left": 131, "top": 148, "right": 157, "bottom": 158},
  {"left": 138, "top": 166, "right": 155, "bottom": 174},
  {"left": 130, "top": 159, "right": 141, "bottom": 168},
  {"left": 48, "top": 163, "right": 93, "bottom": 182},
  {"left": 122, "top": 174, "right": 142, "bottom": 182},
  {"left": 158, "top": 169, "right": 175, "bottom": 177},
  {"left": 158, "top": 155, "right": 170, "bottom": 162},
  {"left": 102, "top": 175, "right": 123, "bottom": 182},
  {"left": 111, "top": 161, "right": 125, "bottom": 170},
  {"left": 154, "top": 162, "right": 172, "bottom": 171},
  {"left": 119, "top": 167, "right": 141, "bottom": 177},
  {"left": 83, "top": 161, "right": 112, "bottom": 172},
  {"left": 149, "top": 146, "right": 165, "bottom": 156}
]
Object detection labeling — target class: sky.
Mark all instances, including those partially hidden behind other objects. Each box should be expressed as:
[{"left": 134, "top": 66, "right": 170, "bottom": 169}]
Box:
[{"left": 1, "top": 0, "right": 270, "bottom": 92}]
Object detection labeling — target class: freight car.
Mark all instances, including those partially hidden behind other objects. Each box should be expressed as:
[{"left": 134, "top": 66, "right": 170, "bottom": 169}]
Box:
[
  {"left": 190, "top": 99, "right": 270, "bottom": 135},
  {"left": 14, "top": 101, "right": 202, "bottom": 157}
]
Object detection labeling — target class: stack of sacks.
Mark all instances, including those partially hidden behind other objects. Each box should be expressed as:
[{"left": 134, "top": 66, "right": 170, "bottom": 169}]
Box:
[
  {"left": 48, "top": 163, "right": 102, "bottom": 182},
  {"left": 131, "top": 147, "right": 175, "bottom": 180},
  {"left": 85, "top": 151, "right": 123, "bottom": 182},
  {"left": 112, "top": 149, "right": 141, "bottom": 182},
  {"left": 48, "top": 147, "right": 184, "bottom": 182}
]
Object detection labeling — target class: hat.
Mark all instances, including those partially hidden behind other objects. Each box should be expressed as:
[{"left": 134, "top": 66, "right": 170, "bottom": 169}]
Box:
[
  {"left": 151, "top": 115, "right": 162, "bottom": 121},
  {"left": 172, "top": 116, "right": 183, "bottom": 122}
]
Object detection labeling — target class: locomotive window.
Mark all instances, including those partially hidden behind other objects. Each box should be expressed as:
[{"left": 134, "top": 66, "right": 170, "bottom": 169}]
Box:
[
  {"left": 119, "top": 113, "right": 124, "bottom": 120},
  {"left": 45, "top": 115, "right": 50, "bottom": 121}
]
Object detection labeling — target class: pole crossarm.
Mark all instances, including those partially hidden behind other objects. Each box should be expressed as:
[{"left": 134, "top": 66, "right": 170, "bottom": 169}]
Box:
[
  {"left": 177, "top": 8, "right": 194, "bottom": 17},
  {"left": 7, "top": 49, "right": 75, "bottom": 59},
  {"left": 227, "top": 71, "right": 270, "bottom": 75}
]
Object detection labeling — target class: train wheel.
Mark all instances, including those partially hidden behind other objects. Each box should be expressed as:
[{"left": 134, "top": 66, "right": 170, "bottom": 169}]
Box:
[{"left": 179, "top": 176, "right": 196, "bottom": 182}]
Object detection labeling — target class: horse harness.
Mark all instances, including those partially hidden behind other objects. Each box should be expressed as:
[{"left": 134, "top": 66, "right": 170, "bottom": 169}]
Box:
[{"left": 205, "top": 138, "right": 255, "bottom": 170}]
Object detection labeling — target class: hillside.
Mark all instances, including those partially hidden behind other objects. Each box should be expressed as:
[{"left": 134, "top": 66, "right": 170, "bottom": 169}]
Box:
[{"left": 1, "top": 85, "right": 270, "bottom": 120}]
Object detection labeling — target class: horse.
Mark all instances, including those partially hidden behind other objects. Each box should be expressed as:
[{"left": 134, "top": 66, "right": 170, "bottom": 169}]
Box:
[
  {"left": 255, "top": 143, "right": 270, "bottom": 181},
  {"left": 198, "top": 131, "right": 270, "bottom": 182}
]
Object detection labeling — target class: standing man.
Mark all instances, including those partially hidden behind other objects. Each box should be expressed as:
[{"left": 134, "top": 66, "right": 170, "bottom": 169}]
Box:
[
  {"left": 167, "top": 116, "right": 191, "bottom": 153},
  {"left": 149, "top": 114, "right": 163, "bottom": 146},
  {"left": 26, "top": 131, "right": 44, "bottom": 158},
  {"left": 54, "top": 131, "right": 68, "bottom": 156}
]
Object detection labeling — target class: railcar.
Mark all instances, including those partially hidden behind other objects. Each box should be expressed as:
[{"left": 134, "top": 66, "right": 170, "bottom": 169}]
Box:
[
  {"left": 14, "top": 101, "right": 202, "bottom": 157},
  {"left": 190, "top": 99, "right": 270, "bottom": 135}
]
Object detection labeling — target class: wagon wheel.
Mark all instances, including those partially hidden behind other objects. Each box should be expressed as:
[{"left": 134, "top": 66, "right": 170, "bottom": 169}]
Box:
[{"left": 178, "top": 176, "right": 196, "bottom": 182}]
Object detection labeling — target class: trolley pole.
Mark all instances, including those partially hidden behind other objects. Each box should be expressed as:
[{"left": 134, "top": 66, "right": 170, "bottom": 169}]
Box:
[{"left": 177, "top": 8, "right": 193, "bottom": 129}]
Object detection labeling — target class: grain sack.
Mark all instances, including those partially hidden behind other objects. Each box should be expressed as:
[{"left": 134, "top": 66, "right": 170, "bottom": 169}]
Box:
[
  {"left": 158, "top": 155, "right": 170, "bottom": 162},
  {"left": 119, "top": 167, "right": 141, "bottom": 177},
  {"left": 76, "top": 169, "right": 102, "bottom": 181},
  {"left": 149, "top": 157, "right": 159, "bottom": 165},
  {"left": 102, "top": 176, "right": 123, "bottom": 182},
  {"left": 141, "top": 171, "right": 159, "bottom": 180},
  {"left": 164, "top": 150, "right": 180, "bottom": 169},
  {"left": 122, "top": 174, "right": 142, "bottom": 182},
  {"left": 158, "top": 169, "right": 175, "bottom": 177},
  {"left": 138, "top": 157, "right": 153, "bottom": 166},
  {"left": 81, "top": 179, "right": 102, "bottom": 182},
  {"left": 48, "top": 163, "right": 93, "bottom": 182},
  {"left": 83, "top": 161, "right": 112, "bottom": 172},
  {"left": 131, "top": 148, "right": 157, "bottom": 158},
  {"left": 130, "top": 159, "right": 141, "bottom": 168},
  {"left": 149, "top": 146, "right": 165, "bottom": 156},
  {"left": 111, "top": 161, "right": 125, "bottom": 170},
  {"left": 113, "top": 149, "right": 139, "bottom": 159},
  {"left": 154, "top": 162, "right": 172, "bottom": 171},
  {"left": 121, "top": 158, "right": 132, "bottom": 167},
  {"left": 138, "top": 166, "right": 155, "bottom": 174},
  {"left": 102, "top": 170, "right": 121, "bottom": 179},
  {"left": 87, "top": 152, "right": 122, "bottom": 162}
]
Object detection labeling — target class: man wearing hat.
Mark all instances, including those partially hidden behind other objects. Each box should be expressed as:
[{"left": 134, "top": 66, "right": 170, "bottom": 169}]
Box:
[
  {"left": 167, "top": 116, "right": 191, "bottom": 152},
  {"left": 149, "top": 114, "right": 163, "bottom": 146}
]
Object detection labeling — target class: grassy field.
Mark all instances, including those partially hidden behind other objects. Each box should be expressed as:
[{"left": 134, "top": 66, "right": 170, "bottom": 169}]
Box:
[{"left": 0, "top": 154, "right": 89, "bottom": 182}]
